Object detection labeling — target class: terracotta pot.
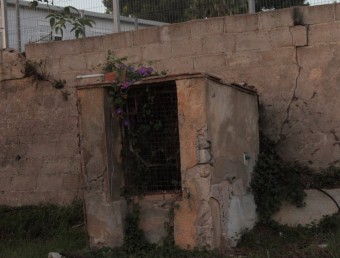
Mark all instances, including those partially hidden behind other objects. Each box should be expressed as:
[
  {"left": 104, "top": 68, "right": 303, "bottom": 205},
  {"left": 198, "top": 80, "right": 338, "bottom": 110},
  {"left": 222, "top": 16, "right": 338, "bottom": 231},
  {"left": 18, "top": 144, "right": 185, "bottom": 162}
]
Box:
[
  {"left": 103, "top": 70, "right": 127, "bottom": 83},
  {"left": 104, "top": 71, "right": 118, "bottom": 82}
]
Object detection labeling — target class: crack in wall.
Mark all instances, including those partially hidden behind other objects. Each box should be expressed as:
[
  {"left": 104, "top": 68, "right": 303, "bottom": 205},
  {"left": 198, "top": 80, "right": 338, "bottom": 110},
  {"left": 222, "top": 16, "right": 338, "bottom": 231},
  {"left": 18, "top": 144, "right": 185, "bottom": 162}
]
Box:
[{"left": 279, "top": 26, "right": 308, "bottom": 140}]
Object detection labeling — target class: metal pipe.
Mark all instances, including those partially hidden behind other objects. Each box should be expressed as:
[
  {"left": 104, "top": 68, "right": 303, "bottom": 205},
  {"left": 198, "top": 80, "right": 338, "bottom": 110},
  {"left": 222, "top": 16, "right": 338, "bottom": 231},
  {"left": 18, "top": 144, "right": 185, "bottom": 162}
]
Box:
[
  {"left": 76, "top": 74, "right": 104, "bottom": 79},
  {"left": 1, "top": 0, "right": 9, "bottom": 49},
  {"left": 248, "top": 0, "right": 256, "bottom": 14},
  {"left": 134, "top": 17, "right": 138, "bottom": 30},
  {"left": 15, "top": 0, "right": 21, "bottom": 51},
  {"left": 112, "top": 0, "right": 121, "bottom": 33}
]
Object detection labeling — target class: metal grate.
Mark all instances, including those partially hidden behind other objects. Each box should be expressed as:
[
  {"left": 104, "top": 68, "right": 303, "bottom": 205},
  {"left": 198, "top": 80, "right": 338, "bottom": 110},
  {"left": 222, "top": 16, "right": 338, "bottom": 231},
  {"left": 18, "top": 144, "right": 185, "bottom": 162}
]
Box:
[{"left": 123, "top": 83, "right": 181, "bottom": 193}]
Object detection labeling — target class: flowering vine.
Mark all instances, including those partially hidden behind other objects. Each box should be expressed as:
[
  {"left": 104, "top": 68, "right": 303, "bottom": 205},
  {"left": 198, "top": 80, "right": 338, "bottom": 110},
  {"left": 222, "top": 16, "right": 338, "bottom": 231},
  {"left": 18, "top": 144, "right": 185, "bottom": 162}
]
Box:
[
  {"left": 103, "top": 51, "right": 169, "bottom": 197},
  {"left": 103, "top": 51, "right": 163, "bottom": 127}
]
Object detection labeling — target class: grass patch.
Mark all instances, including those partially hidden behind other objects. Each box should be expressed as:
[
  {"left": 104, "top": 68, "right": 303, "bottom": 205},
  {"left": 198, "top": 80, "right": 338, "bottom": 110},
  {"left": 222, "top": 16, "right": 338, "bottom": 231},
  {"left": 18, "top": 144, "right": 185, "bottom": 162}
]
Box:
[
  {"left": 0, "top": 201, "right": 87, "bottom": 258},
  {"left": 236, "top": 213, "right": 340, "bottom": 258},
  {"left": 2, "top": 201, "right": 340, "bottom": 258}
]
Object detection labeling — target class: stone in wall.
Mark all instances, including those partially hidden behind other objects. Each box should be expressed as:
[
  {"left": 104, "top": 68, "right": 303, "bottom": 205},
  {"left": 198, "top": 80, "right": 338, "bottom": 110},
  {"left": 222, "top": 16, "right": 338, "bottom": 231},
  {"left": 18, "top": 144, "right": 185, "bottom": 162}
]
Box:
[{"left": 0, "top": 49, "right": 25, "bottom": 81}]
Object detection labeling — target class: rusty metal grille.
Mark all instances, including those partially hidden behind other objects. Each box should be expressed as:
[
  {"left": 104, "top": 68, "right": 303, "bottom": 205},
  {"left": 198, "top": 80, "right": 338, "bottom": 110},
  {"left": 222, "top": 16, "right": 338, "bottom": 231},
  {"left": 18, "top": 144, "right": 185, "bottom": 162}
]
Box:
[{"left": 123, "top": 83, "right": 181, "bottom": 193}]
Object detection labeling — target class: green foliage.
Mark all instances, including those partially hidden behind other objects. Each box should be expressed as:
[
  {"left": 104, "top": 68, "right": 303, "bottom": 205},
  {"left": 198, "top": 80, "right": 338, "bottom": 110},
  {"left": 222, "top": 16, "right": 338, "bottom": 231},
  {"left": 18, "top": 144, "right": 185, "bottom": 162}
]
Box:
[
  {"left": 0, "top": 201, "right": 84, "bottom": 240},
  {"left": 0, "top": 232, "right": 86, "bottom": 258},
  {"left": 30, "top": 1, "right": 95, "bottom": 38},
  {"left": 122, "top": 204, "right": 149, "bottom": 253},
  {"left": 46, "top": 6, "right": 95, "bottom": 38},
  {"left": 24, "top": 60, "right": 48, "bottom": 81},
  {"left": 309, "top": 166, "right": 340, "bottom": 189},
  {"left": 52, "top": 79, "right": 66, "bottom": 89},
  {"left": 251, "top": 133, "right": 340, "bottom": 221},
  {"left": 30, "top": 0, "right": 51, "bottom": 8},
  {"left": 237, "top": 213, "right": 340, "bottom": 258},
  {"left": 102, "top": 0, "right": 306, "bottom": 23},
  {"left": 250, "top": 134, "right": 306, "bottom": 221},
  {"left": 0, "top": 201, "right": 86, "bottom": 258},
  {"left": 256, "top": 0, "right": 306, "bottom": 11},
  {"left": 103, "top": 51, "right": 176, "bottom": 197}
]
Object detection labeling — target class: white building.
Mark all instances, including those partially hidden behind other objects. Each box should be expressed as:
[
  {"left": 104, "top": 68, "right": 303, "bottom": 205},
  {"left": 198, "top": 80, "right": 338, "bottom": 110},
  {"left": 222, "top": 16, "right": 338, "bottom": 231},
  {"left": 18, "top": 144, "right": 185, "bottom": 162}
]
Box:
[{"left": 0, "top": 0, "right": 166, "bottom": 51}]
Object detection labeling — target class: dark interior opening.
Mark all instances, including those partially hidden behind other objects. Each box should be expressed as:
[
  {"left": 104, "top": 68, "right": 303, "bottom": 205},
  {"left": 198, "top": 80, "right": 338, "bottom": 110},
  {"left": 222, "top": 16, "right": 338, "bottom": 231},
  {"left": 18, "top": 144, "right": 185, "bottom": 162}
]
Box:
[{"left": 123, "top": 82, "right": 181, "bottom": 193}]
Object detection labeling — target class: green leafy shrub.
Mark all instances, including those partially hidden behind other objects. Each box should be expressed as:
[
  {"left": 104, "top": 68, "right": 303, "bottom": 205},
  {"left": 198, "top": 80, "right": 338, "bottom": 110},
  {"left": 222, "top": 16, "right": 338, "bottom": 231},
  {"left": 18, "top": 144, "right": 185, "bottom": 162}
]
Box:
[
  {"left": 0, "top": 201, "right": 84, "bottom": 240},
  {"left": 250, "top": 134, "right": 306, "bottom": 221}
]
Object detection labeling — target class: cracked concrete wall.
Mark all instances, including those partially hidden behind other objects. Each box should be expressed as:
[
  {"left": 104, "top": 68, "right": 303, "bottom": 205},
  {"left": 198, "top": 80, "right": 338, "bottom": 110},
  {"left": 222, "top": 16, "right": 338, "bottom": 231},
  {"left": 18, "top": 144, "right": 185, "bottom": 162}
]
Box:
[
  {"left": 77, "top": 85, "right": 126, "bottom": 248},
  {"left": 1, "top": 2, "right": 340, "bottom": 228},
  {"left": 22, "top": 3, "right": 340, "bottom": 169},
  {"left": 0, "top": 50, "right": 81, "bottom": 206},
  {"left": 174, "top": 78, "right": 259, "bottom": 249}
]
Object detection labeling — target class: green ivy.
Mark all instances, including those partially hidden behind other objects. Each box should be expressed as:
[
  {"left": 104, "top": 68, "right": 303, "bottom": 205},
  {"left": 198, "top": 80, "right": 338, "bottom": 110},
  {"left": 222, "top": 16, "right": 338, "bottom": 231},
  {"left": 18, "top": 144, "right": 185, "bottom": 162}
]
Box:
[
  {"left": 251, "top": 133, "right": 340, "bottom": 221},
  {"left": 250, "top": 134, "right": 306, "bottom": 221}
]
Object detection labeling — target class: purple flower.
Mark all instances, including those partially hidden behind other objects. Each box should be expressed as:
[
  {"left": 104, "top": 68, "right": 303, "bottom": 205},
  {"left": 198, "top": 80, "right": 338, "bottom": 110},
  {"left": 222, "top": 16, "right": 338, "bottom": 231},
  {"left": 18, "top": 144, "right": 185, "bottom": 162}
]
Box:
[
  {"left": 127, "top": 65, "right": 135, "bottom": 72},
  {"left": 123, "top": 118, "right": 130, "bottom": 127},
  {"left": 115, "top": 107, "right": 123, "bottom": 116},
  {"left": 137, "top": 67, "right": 147, "bottom": 76},
  {"left": 147, "top": 67, "right": 154, "bottom": 74},
  {"left": 120, "top": 81, "right": 132, "bottom": 89}
]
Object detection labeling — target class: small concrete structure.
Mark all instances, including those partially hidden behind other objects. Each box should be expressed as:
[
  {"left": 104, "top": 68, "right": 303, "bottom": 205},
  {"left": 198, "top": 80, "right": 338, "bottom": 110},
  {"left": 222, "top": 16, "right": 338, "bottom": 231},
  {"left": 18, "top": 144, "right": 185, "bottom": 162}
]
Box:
[{"left": 76, "top": 73, "right": 259, "bottom": 249}]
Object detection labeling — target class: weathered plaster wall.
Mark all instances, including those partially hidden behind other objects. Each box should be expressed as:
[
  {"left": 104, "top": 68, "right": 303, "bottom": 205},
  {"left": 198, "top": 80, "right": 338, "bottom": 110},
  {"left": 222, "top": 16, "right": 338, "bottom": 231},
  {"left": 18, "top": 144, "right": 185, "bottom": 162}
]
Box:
[
  {"left": 1, "top": 3, "right": 340, "bottom": 215},
  {"left": 0, "top": 50, "right": 81, "bottom": 205},
  {"left": 77, "top": 85, "right": 126, "bottom": 247},
  {"left": 174, "top": 77, "right": 258, "bottom": 249},
  {"left": 23, "top": 3, "right": 340, "bottom": 169}
]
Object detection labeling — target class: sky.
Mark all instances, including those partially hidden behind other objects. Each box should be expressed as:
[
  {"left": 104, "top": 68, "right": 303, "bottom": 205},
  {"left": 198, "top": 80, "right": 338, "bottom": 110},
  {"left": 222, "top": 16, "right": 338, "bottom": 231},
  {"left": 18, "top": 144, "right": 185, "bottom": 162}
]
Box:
[{"left": 24, "top": 0, "right": 339, "bottom": 14}]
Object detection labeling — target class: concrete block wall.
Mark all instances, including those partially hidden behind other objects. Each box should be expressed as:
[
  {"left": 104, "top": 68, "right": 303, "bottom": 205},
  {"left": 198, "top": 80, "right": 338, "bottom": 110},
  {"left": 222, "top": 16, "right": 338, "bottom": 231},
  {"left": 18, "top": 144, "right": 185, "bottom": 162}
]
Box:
[
  {"left": 2, "top": 3, "right": 340, "bottom": 206},
  {"left": 24, "top": 3, "right": 340, "bottom": 170},
  {"left": 0, "top": 51, "right": 82, "bottom": 206}
]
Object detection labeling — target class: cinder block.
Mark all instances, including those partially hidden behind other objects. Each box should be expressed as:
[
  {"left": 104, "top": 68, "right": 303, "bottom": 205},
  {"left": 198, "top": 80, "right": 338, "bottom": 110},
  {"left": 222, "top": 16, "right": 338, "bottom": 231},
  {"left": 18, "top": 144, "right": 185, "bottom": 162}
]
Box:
[
  {"left": 268, "top": 27, "right": 293, "bottom": 48},
  {"left": 42, "top": 157, "right": 80, "bottom": 175},
  {"left": 336, "top": 3, "right": 340, "bottom": 21},
  {"left": 44, "top": 57, "right": 60, "bottom": 75},
  {"left": 298, "top": 4, "right": 335, "bottom": 25},
  {"left": 62, "top": 175, "right": 80, "bottom": 190},
  {"left": 290, "top": 26, "right": 308, "bottom": 46},
  {"left": 48, "top": 39, "right": 83, "bottom": 58},
  {"left": 85, "top": 51, "right": 107, "bottom": 72},
  {"left": 55, "top": 133, "right": 79, "bottom": 157},
  {"left": 236, "top": 30, "right": 271, "bottom": 51},
  {"left": 142, "top": 43, "right": 172, "bottom": 61},
  {"left": 18, "top": 158, "right": 43, "bottom": 175},
  {"left": 37, "top": 175, "right": 63, "bottom": 191},
  {"left": 164, "top": 56, "right": 195, "bottom": 74},
  {"left": 25, "top": 43, "right": 51, "bottom": 59},
  {"left": 171, "top": 38, "right": 203, "bottom": 57},
  {"left": 115, "top": 46, "right": 143, "bottom": 64},
  {"left": 80, "top": 36, "right": 104, "bottom": 53},
  {"left": 59, "top": 54, "right": 87, "bottom": 73},
  {"left": 0, "top": 176, "right": 12, "bottom": 191},
  {"left": 297, "top": 44, "right": 334, "bottom": 68},
  {"left": 260, "top": 47, "right": 296, "bottom": 67},
  {"left": 194, "top": 54, "right": 226, "bottom": 73},
  {"left": 11, "top": 175, "right": 37, "bottom": 191},
  {"left": 308, "top": 23, "right": 340, "bottom": 45},
  {"left": 258, "top": 8, "right": 294, "bottom": 30},
  {"left": 160, "top": 23, "right": 191, "bottom": 42},
  {"left": 27, "top": 143, "right": 56, "bottom": 158},
  {"left": 225, "top": 13, "right": 258, "bottom": 33},
  {"left": 102, "top": 31, "right": 133, "bottom": 50},
  {"left": 133, "top": 27, "right": 160, "bottom": 45},
  {"left": 202, "top": 34, "right": 235, "bottom": 54},
  {"left": 190, "top": 17, "right": 225, "bottom": 38}
]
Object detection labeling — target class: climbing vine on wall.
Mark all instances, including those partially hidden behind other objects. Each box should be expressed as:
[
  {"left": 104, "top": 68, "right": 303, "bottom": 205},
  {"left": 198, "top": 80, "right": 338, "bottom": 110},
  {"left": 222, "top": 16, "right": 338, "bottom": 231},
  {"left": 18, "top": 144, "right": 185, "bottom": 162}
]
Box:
[
  {"left": 251, "top": 133, "right": 340, "bottom": 222},
  {"left": 103, "top": 51, "right": 174, "bottom": 199}
]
